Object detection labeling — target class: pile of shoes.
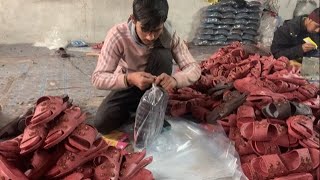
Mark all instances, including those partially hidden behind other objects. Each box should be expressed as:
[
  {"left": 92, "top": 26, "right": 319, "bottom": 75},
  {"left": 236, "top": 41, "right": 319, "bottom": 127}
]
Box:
[
  {"left": 168, "top": 42, "right": 320, "bottom": 179},
  {"left": 0, "top": 95, "right": 153, "bottom": 180},
  {"left": 194, "top": 0, "right": 261, "bottom": 46}
]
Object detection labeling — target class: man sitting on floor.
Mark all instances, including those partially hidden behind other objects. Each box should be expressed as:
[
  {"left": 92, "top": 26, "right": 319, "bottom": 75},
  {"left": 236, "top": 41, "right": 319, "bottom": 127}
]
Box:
[
  {"left": 271, "top": 8, "right": 320, "bottom": 61},
  {"left": 91, "top": 0, "right": 201, "bottom": 134}
]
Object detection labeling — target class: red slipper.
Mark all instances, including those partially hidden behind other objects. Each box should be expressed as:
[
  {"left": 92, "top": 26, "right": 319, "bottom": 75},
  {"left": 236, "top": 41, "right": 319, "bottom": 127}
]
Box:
[
  {"left": 240, "top": 120, "right": 279, "bottom": 141},
  {"left": 44, "top": 106, "right": 86, "bottom": 149},
  {"left": 30, "top": 95, "right": 70, "bottom": 126},
  {"left": 274, "top": 172, "right": 313, "bottom": 180},
  {"left": 0, "top": 155, "right": 28, "bottom": 180},
  {"left": 251, "top": 154, "right": 289, "bottom": 179},
  {"left": 236, "top": 105, "right": 255, "bottom": 128}
]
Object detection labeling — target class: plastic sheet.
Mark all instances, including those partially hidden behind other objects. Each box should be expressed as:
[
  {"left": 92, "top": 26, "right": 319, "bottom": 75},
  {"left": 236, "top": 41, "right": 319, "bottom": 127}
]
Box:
[
  {"left": 293, "top": 0, "right": 317, "bottom": 17},
  {"left": 257, "top": 11, "right": 281, "bottom": 47},
  {"left": 146, "top": 118, "right": 244, "bottom": 180},
  {"left": 133, "top": 84, "right": 168, "bottom": 150}
]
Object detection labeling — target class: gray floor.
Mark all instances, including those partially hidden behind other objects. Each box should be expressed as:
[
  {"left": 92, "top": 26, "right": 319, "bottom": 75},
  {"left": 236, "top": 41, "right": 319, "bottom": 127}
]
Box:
[{"left": 0, "top": 44, "right": 219, "bottom": 127}]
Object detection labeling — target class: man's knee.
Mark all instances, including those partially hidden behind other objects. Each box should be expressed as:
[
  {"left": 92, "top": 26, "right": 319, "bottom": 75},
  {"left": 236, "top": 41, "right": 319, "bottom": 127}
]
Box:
[{"left": 95, "top": 105, "right": 129, "bottom": 134}]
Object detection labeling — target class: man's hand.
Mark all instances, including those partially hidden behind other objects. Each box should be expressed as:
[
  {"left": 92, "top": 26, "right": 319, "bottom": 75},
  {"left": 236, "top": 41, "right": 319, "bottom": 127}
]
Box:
[
  {"left": 127, "top": 72, "right": 155, "bottom": 90},
  {"left": 302, "top": 43, "right": 316, "bottom": 53},
  {"left": 155, "top": 73, "right": 177, "bottom": 92}
]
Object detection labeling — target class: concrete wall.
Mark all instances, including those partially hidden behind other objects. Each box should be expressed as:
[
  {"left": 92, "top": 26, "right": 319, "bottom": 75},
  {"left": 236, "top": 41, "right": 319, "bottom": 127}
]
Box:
[{"left": 0, "top": 0, "right": 207, "bottom": 44}]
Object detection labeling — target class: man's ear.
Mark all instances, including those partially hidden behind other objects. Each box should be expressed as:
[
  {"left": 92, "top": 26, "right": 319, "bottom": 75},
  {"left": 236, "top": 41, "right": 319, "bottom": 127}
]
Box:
[{"left": 130, "top": 14, "right": 137, "bottom": 24}]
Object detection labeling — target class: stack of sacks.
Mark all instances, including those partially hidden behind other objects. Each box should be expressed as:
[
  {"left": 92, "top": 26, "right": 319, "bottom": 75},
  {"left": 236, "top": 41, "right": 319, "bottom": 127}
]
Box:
[
  {"left": 0, "top": 95, "right": 153, "bottom": 180},
  {"left": 194, "top": 0, "right": 261, "bottom": 46},
  {"left": 167, "top": 42, "right": 320, "bottom": 179}
]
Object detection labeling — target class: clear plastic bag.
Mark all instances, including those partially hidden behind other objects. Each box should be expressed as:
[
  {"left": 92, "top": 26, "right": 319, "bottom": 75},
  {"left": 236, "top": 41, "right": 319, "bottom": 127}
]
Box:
[
  {"left": 257, "top": 11, "right": 281, "bottom": 47},
  {"left": 146, "top": 118, "right": 244, "bottom": 180},
  {"left": 133, "top": 84, "right": 169, "bottom": 150}
]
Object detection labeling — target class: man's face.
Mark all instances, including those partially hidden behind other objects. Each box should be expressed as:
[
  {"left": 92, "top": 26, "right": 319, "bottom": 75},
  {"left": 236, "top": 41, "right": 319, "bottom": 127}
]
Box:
[
  {"left": 306, "top": 19, "right": 320, "bottom": 33},
  {"left": 134, "top": 21, "right": 164, "bottom": 46}
]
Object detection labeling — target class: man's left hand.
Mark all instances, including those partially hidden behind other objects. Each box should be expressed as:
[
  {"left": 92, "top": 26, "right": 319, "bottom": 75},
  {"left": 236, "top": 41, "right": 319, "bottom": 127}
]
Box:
[{"left": 155, "top": 73, "right": 177, "bottom": 92}]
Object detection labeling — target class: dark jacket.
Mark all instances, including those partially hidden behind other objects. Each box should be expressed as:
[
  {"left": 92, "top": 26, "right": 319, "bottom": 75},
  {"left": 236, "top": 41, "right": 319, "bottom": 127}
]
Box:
[{"left": 271, "top": 15, "right": 320, "bottom": 60}]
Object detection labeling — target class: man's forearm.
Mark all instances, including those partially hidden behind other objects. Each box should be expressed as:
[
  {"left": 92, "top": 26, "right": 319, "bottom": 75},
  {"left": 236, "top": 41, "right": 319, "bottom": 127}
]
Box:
[
  {"left": 172, "top": 63, "right": 201, "bottom": 88},
  {"left": 92, "top": 71, "right": 127, "bottom": 90}
]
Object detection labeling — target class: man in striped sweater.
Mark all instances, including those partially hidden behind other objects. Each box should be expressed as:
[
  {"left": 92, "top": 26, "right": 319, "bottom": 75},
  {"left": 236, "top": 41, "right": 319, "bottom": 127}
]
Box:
[{"left": 92, "top": 0, "right": 201, "bottom": 134}]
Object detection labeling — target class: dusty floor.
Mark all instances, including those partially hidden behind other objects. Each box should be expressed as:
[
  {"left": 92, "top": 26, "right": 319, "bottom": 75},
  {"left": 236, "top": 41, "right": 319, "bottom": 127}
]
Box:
[{"left": 0, "top": 44, "right": 219, "bottom": 127}]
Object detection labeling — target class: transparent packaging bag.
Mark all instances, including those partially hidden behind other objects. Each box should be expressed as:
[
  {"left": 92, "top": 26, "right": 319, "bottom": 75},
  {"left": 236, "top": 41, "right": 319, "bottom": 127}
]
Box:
[
  {"left": 146, "top": 118, "right": 244, "bottom": 180},
  {"left": 133, "top": 84, "right": 169, "bottom": 150}
]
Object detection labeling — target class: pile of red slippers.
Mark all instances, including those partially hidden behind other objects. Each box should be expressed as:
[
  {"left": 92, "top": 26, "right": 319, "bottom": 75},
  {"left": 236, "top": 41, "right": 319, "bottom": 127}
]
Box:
[
  {"left": 168, "top": 42, "right": 320, "bottom": 179},
  {"left": 0, "top": 95, "right": 153, "bottom": 180}
]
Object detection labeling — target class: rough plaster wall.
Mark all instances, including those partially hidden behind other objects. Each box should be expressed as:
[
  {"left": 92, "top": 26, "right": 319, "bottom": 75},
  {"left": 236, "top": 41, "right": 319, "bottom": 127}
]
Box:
[{"left": 0, "top": 0, "right": 207, "bottom": 44}]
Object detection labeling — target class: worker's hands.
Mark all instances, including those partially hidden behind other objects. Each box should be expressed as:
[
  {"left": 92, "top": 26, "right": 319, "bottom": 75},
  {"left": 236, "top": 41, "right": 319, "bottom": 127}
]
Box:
[
  {"left": 155, "top": 73, "right": 177, "bottom": 92},
  {"left": 127, "top": 72, "right": 155, "bottom": 90},
  {"left": 302, "top": 43, "right": 316, "bottom": 52}
]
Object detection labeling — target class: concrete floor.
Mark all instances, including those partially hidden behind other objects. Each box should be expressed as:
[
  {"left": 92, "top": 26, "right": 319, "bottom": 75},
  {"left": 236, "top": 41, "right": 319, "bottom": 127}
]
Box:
[{"left": 0, "top": 44, "right": 219, "bottom": 128}]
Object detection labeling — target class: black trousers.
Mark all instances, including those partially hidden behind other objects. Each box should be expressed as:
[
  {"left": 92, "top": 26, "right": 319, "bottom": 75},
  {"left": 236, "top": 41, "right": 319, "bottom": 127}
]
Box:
[{"left": 94, "top": 48, "right": 173, "bottom": 134}]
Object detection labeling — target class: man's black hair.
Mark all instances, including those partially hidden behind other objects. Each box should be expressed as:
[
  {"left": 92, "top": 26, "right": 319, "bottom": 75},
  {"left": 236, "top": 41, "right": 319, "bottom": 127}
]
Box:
[{"left": 133, "top": 0, "right": 169, "bottom": 32}]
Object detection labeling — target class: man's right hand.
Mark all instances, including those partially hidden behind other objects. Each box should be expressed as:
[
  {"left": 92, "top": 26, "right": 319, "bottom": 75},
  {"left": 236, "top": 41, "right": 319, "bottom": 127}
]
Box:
[
  {"left": 127, "top": 72, "right": 155, "bottom": 90},
  {"left": 302, "top": 43, "right": 316, "bottom": 53}
]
